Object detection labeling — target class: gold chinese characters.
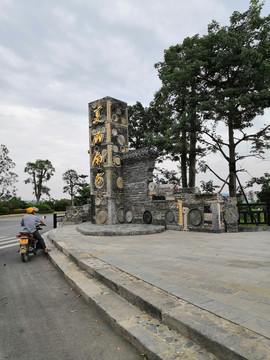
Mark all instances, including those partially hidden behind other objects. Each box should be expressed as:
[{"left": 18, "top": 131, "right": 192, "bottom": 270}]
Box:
[
  {"left": 92, "top": 131, "right": 103, "bottom": 146},
  {"left": 93, "top": 105, "right": 103, "bottom": 124},
  {"left": 94, "top": 173, "right": 104, "bottom": 187},
  {"left": 92, "top": 152, "right": 103, "bottom": 166}
]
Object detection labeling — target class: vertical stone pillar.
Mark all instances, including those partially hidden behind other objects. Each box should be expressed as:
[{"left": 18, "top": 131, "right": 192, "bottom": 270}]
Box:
[
  {"left": 183, "top": 207, "right": 189, "bottom": 231},
  {"left": 211, "top": 202, "right": 221, "bottom": 232},
  {"left": 178, "top": 200, "right": 183, "bottom": 226},
  {"left": 88, "top": 97, "right": 128, "bottom": 224}
]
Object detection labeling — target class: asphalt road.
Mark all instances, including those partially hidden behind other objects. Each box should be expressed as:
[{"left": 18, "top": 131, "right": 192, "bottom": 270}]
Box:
[{"left": 0, "top": 216, "right": 141, "bottom": 360}]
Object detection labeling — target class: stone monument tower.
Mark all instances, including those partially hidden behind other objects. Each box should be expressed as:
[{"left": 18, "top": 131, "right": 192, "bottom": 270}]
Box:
[{"left": 88, "top": 96, "right": 128, "bottom": 224}]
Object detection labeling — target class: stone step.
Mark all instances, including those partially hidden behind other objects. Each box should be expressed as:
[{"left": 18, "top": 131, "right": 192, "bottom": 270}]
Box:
[
  {"left": 46, "top": 231, "right": 270, "bottom": 360},
  {"left": 46, "top": 239, "right": 217, "bottom": 360}
]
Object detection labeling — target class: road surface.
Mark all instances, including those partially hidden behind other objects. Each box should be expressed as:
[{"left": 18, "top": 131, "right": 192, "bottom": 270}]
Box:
[{"left": 0, "top": 216, "right": 141, "bottom": 360}]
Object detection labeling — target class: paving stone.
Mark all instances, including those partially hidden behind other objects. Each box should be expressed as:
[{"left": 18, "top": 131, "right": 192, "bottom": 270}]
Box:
[
  {"left": 45, "top": 225, "right": 270, "bottom": 359},
  {"left": 240, "top": 317, "right": 270, "bottom": 339}
]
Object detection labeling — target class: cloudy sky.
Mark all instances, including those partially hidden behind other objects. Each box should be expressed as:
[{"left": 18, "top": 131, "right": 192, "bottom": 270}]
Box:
[{"left": 1, "top": 0, "right": 269, "bottom": 201}]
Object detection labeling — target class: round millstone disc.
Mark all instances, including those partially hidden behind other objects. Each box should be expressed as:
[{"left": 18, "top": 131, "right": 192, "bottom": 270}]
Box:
[
  {"left": 117, "top": 177, "right": 123, "bottom": 189},
  {"left": 143, "top": 211, "right": 152, "bottom": 224},
  {"left": 118, "top": 135, "right": 125, "bottom": 145},
  {"left": 125, "top": 210, "right": 134, "bottom": 223},
  {"left": 165, "top": 211, "right": 175, "bottom": 223},
  {"left": 96, "top": 210, "right": 108, "bottom": 225},
  {"left": 188, "top": 208, "right": 203, "bottom": 227},
  {"left": 117, "top": 208, "right": 125, "bottom": 223},
  {"left": 113, "top": 155, "right": 121, "bottom": 167},
  {"left": 148, "top": 182, "right": 155, "bottom": 192}
]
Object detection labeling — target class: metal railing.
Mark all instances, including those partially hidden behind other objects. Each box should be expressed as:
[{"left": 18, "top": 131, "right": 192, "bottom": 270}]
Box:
[{"left": 237, "top": 201, "right": 270, "bottom": 226}]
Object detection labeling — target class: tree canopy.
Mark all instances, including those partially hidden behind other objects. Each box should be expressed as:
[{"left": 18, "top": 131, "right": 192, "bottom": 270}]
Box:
[
  {"left": 24, "top": 159, "right": 55, "bottom": 204},
  {"left": 246, "top": 172, "right": 270, "bottom": 202},
  {"left": 0, "top": 144, "right": 18, "bottom": 200},
  {"left": 128, "top": 102, "right": 156, "bottom": 150},
  {"left": 128, "top": 0, "right": 270, "bottom": 195},
  {"left": 62, "top": 169, "right": 88, "bottom": 206},
  {"left": 199, "top": 1, "right": 270, "bottom": 196}
]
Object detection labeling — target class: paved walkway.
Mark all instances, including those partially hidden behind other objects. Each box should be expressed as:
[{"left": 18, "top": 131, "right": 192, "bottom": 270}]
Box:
[{"left": 49, "top": 223, "right": 270, "bottom": 340}]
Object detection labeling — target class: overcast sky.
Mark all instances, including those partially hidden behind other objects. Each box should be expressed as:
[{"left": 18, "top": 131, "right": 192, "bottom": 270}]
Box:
[{"left": 1, "top": 0, "right": 270, "bottom": 201}]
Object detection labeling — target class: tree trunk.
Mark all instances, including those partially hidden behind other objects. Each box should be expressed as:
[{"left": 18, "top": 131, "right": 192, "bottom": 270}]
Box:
[
  {"left": 181, "top": 129, "right": 188, "bottom": 188},
  {"left": 188, "top": 152, "right": 196, "bottom": 187},
  {"left": 71, "top": 194, "right": 75, "bottom": 207},
  {"left": 228, "top": 119, "right": 237, "bottom": 197},
  {"left": 35, "top": 184, "right": 40, "bottom": 205},
  {"left": 188, "top": 110, "right": 197, "bottom": 188}
]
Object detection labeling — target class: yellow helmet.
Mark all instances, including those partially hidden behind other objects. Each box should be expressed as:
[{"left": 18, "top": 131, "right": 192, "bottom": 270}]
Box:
[{"left": 26, "top": 207, "right": 35, "bottom": 214}]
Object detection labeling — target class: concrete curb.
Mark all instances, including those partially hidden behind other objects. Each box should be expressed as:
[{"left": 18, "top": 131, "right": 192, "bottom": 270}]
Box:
[{"left": 46, "top": 229, "right": 270, "bottom": 360}]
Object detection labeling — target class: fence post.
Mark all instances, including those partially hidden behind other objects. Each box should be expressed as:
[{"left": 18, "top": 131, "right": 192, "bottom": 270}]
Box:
[
  {"left": 267, "top": 199, "right": 270, "bottom": 226},
  {"left": 53, "top": 213, "right": 57, "bottom": 228}
]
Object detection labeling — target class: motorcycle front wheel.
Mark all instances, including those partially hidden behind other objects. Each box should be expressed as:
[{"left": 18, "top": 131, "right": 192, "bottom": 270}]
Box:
[{"left": 21, "top": 245, "right": 30, "bottom": 262}]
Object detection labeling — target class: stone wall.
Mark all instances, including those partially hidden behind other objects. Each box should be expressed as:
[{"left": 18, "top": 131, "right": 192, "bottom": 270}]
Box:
[
  {"left": 61, "top": 147, "right": 238, "bottom": 232},
  {"left": 121, "top": 151, "right": 238, "bottom": 232},
  {"left": 122, "top": 148, "right": 157, "bottom": 224},
  {"left": 62, "top": 204, "right": 92, "bottom": 224}
]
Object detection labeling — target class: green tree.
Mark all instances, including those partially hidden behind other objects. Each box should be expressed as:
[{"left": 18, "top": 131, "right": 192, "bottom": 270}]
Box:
[
  {"left": 62, "top": 169, "right": 88, "bottom": 206},
  {"left": 128, "top": 101, "right": 183, "bottom": 186},
  {"left": 154, "top": 35, "right": 206, "bottom": 188},
  {"left": 128, "top": 102, "right": 155, "bottom": 150},
  {"left": 200, "top": 1, "right": 270, "bottom": 196},
  {"left": 154, "top": 166, "right": 181, "bottom": 185},
  {"left": 147, "top": 1, "right": 270, "bottom": 194},
  {"left": 75, "top": 185, "right": 91, "bottom": 206},
  {"left": 0, "top": 144, "right": 18, "bottom": 200},
  {"left": 6, "top": 196, "right": 27, "bottom": 211},
  {"left": 246, "top": 173, "right": 270, "bottom": 202},
  {"left": 24, "top": 159, "right": 55, "bottom": 204},
  {"left": 200, "top": 180, "right": 219, "bottom": 194},
  {"left": 44, "top": 198, "right": 72, "bottom": 212}
]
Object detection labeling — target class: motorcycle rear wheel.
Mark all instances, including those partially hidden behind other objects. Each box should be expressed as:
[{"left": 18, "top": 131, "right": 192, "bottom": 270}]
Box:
[{"left": 21, "top": 246, "right": 30, "bottom": 262}]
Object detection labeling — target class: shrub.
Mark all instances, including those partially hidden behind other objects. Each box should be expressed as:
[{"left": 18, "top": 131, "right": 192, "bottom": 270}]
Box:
[
  {"left": 8, "top": 197, "right": 28, "bottom": 210},
  {"left": 28, "top": 203, "right": 54, "bottom": 213},
  {"left": 0, "top": 206, "right": 10, "bottom": 215},
  {"left": 52, "top": 199, "right": 72, "bottom": 211},
  {"left": 38, "top": 204, "right": 54, "bottom": 213},
  {"left": 12, "top": 209, "right": 27, "bottom": 214}
]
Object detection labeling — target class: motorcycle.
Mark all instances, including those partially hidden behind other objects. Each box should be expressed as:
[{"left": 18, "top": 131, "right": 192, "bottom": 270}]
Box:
[{"left": 17, "top": 218, "right": 46, "bottom": 262}]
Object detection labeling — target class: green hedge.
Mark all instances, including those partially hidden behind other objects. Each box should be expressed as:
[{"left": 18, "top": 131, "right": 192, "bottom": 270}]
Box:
[
  {"left": 0, "top": 206, "right": 10, "bottom": 215},
  {"left": 29, "top": 204, "right": 54, "bottom": 213}
]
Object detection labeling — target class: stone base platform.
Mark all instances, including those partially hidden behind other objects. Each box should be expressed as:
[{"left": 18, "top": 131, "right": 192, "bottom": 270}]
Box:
[{"left": 76, "top": 222, "right": 166, "bottom": 236}]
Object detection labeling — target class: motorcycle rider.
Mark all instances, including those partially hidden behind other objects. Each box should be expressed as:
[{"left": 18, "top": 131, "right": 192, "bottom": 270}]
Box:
[{"left": 21, "top": 207, "right": 51, "bottom": 253}]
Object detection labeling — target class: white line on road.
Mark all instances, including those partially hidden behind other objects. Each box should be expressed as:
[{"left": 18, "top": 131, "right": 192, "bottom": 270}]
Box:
[
  {"left": 0, "top": 239, "right": 18, "bottom": 246},
  {"left": 0, "top": 237, "right": 17, "bottom": 242},
  {"left": 0, "top": 242, "right": 19, "bottom": 250}
]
